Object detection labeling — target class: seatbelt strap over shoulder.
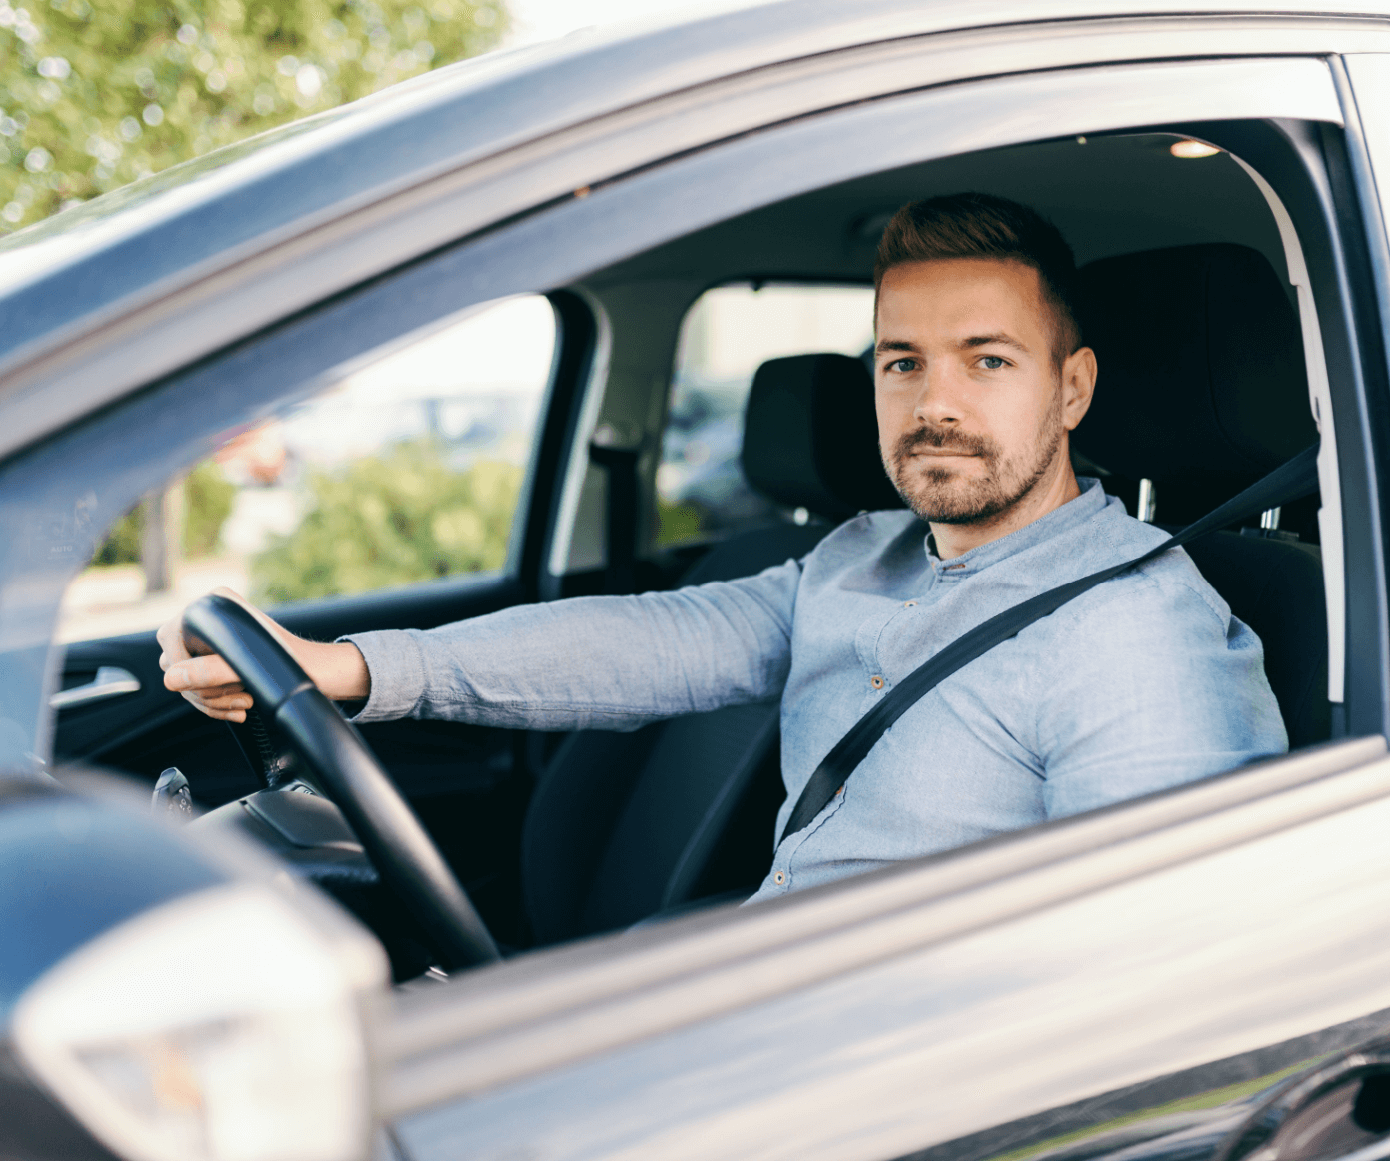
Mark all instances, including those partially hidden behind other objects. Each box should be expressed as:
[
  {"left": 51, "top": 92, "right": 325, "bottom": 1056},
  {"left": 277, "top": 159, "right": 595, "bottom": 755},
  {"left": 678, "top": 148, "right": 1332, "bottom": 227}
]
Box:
[{"left": 777, "top": 443, "right": 1322, "bottom": 846}]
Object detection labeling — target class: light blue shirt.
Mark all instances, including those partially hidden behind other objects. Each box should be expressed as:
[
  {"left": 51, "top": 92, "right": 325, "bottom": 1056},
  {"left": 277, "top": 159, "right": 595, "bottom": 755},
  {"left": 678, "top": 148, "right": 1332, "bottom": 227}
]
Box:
[{"left": 345, "top": 478, "right": 1287, "bottom": 905}]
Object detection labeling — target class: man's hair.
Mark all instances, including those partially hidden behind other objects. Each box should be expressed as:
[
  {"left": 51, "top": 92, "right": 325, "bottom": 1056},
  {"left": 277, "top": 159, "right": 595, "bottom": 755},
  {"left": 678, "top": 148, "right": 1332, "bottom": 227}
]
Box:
[{"left": 873, "top": 192, "right": 1082, "bottom": 365}]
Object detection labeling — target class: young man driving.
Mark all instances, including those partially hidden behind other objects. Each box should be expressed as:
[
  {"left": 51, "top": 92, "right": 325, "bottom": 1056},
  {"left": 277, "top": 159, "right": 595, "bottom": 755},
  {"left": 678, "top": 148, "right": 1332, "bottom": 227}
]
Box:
[{"left": 159, "top": 193, "right": 1287, "bottom": 903}]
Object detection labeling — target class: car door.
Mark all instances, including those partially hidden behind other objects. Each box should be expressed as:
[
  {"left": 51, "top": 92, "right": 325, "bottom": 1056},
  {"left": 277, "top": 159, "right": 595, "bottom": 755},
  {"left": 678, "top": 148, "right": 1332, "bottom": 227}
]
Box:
[{"left": 349, "top": 36, "right": 1390, "bottom": 1161}]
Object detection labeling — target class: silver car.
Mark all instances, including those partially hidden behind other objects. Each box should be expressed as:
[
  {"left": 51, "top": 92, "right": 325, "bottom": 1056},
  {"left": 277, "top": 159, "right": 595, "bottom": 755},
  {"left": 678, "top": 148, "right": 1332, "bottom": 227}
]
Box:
[{"left": 4, "top": 3, "right": 1390, "bottom": 1160}]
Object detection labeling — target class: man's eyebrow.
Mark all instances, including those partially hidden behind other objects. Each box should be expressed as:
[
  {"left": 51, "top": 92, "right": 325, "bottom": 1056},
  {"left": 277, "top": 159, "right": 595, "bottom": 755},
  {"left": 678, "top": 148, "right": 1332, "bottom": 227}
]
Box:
[
  {"left": 874, "top": 339, "right": 917, "bottom": 355},
  {"left": 961, "top": 333, "right": 1028, "bottom": 353}
]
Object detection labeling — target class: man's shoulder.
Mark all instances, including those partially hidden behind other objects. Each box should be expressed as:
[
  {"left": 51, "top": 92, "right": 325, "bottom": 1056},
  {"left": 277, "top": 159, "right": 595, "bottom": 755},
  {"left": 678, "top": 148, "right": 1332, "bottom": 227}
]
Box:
[{"left": 1066, "top": 504, "right": 1233, "bottom": 631}]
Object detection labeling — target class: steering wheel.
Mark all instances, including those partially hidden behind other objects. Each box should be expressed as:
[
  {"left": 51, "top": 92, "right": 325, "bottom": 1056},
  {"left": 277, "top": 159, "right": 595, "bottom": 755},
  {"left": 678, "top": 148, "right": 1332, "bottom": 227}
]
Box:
[{"left": 183, "top": 593, "right": 499, "bottom": 969}]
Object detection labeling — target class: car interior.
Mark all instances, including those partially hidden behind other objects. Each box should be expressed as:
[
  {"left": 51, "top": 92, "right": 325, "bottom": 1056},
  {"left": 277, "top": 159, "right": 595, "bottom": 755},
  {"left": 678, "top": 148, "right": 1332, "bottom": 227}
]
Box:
[{"left": 51, "top": 130, "right": 1329, "bottom": 978}]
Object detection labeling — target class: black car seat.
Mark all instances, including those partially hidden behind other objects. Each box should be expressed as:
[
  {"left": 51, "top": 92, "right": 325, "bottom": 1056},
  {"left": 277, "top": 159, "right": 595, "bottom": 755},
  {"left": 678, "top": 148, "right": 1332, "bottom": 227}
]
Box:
[
  {"left": 1074, "top": 242, "right": 1329, "bottom": 746},
  {"left": 520, "top": 353, "right": 899, "bottom": 945}
]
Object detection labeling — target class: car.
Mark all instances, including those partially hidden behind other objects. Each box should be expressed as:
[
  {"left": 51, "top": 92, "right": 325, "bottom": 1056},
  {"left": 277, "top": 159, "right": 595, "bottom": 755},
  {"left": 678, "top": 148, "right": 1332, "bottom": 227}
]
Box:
[{"left": 6, "top": 2, "right": 1390, "bottom": 1159}]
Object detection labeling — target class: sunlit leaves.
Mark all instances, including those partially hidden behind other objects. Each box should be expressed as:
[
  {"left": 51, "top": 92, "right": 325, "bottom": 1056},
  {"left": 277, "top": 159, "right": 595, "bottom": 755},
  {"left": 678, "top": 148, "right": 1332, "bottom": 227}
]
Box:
[
  {"left": 0, "top": 0, "right": 507, "bottom": 229},
  {"left": 250, "top": 440, "right": 522, "bottom": 602}
]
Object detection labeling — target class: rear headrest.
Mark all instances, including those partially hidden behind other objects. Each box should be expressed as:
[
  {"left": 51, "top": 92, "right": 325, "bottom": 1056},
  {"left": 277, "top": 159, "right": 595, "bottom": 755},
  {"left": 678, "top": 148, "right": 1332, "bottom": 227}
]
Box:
[
  {"left": 741, "top": 353, "right": 903, "bottom": 519},
  {"left": 1074, "top": 243, "right": 1316, "bottom": 481}
]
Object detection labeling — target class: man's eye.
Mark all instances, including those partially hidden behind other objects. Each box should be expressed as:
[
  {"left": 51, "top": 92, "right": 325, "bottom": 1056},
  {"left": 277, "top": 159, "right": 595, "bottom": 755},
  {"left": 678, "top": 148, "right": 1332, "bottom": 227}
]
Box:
[
  {"left": 980, "top": 355, "right": 1007, "bottom": 370},
  {"left": 887, "top": 358, "right": 917, "bottom": 374}
]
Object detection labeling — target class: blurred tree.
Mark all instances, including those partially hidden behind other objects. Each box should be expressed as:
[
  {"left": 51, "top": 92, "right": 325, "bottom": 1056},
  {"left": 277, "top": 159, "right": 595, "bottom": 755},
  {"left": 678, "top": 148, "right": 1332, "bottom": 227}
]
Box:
[
  {"left": 183, "top": 458, "right": 236, "bottom": 557},
  {"left": 251, "top": 440, "right": 522, "bottom": 604},
  {"left": 0, "top": 0, "right": 507, "bottom": 230},
  {"left": 92, "top": 459, "right": 238, "bottom": 566}
]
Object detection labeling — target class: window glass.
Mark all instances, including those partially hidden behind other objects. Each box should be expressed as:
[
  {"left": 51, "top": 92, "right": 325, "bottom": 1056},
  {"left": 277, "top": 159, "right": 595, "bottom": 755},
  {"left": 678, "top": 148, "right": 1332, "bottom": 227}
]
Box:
[
  {"left": 58, "top": 295, "right": 555, "bottom": 642},
  {"left": 656, "top": 283, "right": 875, "bottom": 546}
]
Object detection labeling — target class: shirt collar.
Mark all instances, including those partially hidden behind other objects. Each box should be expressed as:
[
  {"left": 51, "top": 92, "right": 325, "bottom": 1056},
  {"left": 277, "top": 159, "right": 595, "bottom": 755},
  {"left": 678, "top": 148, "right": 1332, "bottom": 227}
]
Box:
[{"left": 925, "top": 477, "right": 1109, "bottom": 578}]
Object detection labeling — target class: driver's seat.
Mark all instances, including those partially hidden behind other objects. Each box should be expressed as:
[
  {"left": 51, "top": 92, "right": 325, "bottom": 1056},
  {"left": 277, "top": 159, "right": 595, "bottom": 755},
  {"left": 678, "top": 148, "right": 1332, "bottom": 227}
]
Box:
[{"left": 519, "top": 353, "right": 899, "bottom": 945}]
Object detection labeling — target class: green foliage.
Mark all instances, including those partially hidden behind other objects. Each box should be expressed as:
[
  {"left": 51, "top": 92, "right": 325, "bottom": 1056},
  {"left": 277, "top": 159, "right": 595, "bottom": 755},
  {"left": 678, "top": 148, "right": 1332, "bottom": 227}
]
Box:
[
  {"left": 90, "top": 458, "right": 237, "bottom": 565},
  {"left": 250, "top": 439, "right": 521, "bottom": 603},
  {"left": 93, "top": 504, "right": 142, "bottom": 566},
  {"left": 655, "top": 495, "right": 705, "bottom": 545},
  {"left": 183, "top": 458, "right": 235, "bottom": 557},
  {"left": 0, "top": 0, "right": 507, "bottom": 229}
]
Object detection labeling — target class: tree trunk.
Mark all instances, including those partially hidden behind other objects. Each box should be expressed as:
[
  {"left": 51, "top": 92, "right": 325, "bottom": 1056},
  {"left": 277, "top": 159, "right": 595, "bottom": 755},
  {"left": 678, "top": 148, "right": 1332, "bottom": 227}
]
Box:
[{"left": 141, "top": 483, "right": 183, "bottom": 594}]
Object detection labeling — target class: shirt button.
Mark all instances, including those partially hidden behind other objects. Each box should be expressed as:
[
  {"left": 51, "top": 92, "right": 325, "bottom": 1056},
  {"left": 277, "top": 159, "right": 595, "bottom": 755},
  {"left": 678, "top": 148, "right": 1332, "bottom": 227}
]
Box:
[
  {"left": 773, "top": 871, "right": 786, "bottom": 885},
  {"left": 870, "top": 675, "right": 884, "bottom": 690}
]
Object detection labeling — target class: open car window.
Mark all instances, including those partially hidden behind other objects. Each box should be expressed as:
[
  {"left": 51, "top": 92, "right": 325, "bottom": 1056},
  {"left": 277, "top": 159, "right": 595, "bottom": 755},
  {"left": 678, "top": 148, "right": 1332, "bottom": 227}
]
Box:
[
  {"left": 656, "top": 283, "right": 874, "bottom": 546},
  {"left": 57, "top": 294, "right": 555, "bottom": 642}
]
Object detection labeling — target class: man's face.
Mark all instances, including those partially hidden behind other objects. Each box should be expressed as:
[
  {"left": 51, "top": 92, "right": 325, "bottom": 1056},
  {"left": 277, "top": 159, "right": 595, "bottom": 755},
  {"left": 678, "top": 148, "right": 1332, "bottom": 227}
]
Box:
[{"left": 874, "top": 257, "right": 1093, "bottom": 525}]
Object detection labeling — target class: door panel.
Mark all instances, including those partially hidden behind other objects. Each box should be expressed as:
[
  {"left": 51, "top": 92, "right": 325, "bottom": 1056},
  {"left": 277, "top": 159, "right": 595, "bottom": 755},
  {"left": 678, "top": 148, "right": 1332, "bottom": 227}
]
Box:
[{"left": 385, "top": 741, "right": 1390, "bottom": 1161}]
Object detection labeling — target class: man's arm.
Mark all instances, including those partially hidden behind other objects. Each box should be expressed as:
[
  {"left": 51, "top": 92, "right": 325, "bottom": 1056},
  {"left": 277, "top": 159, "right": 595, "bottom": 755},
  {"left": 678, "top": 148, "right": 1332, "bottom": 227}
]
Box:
[
  {"left": 161, "top": 561, "right": 803, "bottom": 730},
  {"left": 1032, "top": 570, "right": 1289, "bottom": 818}
]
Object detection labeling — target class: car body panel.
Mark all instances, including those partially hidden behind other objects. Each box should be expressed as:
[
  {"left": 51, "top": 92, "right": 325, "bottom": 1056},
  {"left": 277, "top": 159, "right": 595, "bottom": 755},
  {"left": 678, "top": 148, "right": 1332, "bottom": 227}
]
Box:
[{"left": 385, "top": 740, "right": 1390, "bottom": 1161}]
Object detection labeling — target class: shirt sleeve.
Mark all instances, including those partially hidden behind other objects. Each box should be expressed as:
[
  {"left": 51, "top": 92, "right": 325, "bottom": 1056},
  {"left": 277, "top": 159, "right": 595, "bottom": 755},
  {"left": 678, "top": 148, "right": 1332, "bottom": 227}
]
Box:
[
  {"left": 337, "top": 558, "right": 803, "bottom": 730},
  {"left": 1032, "top": 566, "right": 1290, "bottom": 819}
]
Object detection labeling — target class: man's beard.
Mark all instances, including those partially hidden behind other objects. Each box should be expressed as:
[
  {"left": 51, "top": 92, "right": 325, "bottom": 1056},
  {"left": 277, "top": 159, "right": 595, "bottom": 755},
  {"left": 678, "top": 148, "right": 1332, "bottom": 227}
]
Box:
[{"left": 882, "top": 396, "right": 1064, "bottom": 526}]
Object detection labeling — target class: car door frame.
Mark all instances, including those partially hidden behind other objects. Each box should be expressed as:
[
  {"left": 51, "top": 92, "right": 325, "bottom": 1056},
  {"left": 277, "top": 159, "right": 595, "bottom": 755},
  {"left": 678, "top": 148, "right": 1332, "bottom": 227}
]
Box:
[
  {"left": 7, "top": 19, "right": 1390, "bottom": 762},
  {"left": 330, "top": 45, "right": 1390, "bottom": 1161}
]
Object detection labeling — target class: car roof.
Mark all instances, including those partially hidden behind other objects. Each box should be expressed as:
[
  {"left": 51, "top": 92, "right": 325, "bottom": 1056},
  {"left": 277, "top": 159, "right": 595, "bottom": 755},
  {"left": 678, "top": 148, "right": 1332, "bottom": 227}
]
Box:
[{"left": 0, "top": 0, "right": 1384, "bottom": 401}]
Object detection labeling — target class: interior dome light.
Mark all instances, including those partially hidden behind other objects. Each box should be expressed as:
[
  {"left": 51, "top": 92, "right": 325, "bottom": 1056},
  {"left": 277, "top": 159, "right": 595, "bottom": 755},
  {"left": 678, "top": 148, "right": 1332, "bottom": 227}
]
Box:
[
  {"left": 12, "top": 880, "right": 387, "bottom": 1161},
  {"left": 1170, "top": 139, "right": 1221, "bottom": 159}
]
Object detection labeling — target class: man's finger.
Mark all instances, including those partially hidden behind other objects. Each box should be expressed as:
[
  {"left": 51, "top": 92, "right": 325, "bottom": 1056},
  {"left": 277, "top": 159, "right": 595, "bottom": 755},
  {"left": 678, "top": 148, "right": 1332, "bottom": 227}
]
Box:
[
  {"left": 200, "top": 692, "right": 253, "bottom": 711},
  {"left": 192, "top": 684, "right": 248, "bottom": 701},
  {"left": 155, "top": 620, "right": 191, "bottom": 668},
  {"left": 175, "top": 690, "right": 245, "bottom": 723},
  {"left": 165, "top": 653, "right": 241, "bottom": 693},
  {"left": 197, "top": 705, "right": 247, "bottom": 723}
]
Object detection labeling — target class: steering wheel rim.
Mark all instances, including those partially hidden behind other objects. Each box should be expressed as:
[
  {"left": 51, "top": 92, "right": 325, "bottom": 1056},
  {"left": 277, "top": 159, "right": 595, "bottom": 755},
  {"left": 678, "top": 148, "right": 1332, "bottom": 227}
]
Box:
[{"left": 183, "top": 593, "right": 499, "bottom": 969}]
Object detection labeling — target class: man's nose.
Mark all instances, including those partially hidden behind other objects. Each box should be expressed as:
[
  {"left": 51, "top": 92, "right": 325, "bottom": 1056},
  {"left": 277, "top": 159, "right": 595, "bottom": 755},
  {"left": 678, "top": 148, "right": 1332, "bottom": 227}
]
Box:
[{"left": 912, "top": 371, "right": 964, "bottom": 427}]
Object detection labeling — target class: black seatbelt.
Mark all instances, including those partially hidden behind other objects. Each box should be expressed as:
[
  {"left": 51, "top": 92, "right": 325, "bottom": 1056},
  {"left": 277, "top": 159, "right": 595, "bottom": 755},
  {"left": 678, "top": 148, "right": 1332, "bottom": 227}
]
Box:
[
  {"left": 778, "top": 443, "right": 1322, "bottom": 845},
  {"left": 590, "top": 442, "right": 640, "bottom": 595}
]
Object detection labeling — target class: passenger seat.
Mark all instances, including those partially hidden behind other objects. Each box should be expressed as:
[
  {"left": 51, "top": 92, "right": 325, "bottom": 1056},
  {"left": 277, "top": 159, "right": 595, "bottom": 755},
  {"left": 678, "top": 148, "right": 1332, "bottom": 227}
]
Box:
[{"left": 1075, "top": 242, "right": 1329, "bottom": 746}]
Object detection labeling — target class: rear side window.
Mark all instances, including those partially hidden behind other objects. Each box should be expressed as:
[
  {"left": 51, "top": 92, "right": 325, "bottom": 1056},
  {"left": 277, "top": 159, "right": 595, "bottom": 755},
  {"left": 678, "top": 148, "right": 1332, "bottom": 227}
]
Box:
[
  {"left": 59, "top": 294, "right": 555, "bottom": 642},
  {"left": 656, "top": 283, "right": 875, "bottom": 546}
]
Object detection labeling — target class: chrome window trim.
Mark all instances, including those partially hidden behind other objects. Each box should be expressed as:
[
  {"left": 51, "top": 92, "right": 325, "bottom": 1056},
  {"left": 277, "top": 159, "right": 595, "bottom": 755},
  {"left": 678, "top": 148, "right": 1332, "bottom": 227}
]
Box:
[{"left": 0, "top": 18, "right": 1374, "bottom": 464}]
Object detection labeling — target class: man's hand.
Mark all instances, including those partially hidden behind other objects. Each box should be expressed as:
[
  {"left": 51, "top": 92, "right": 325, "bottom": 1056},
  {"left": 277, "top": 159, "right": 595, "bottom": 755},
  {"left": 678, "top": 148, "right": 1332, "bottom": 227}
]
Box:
[{"left": 157, "top": 587, "right": 370, "bottom": 722}]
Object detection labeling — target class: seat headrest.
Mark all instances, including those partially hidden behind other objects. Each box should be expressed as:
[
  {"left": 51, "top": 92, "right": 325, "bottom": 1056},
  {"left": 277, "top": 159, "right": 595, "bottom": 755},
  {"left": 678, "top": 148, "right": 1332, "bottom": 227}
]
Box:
[
  {"left": 741, "top": 353, "right": 903, "bottom": 519},
  {"left": 1073, "top": 243, "right": 1316, "bottom": 481}
]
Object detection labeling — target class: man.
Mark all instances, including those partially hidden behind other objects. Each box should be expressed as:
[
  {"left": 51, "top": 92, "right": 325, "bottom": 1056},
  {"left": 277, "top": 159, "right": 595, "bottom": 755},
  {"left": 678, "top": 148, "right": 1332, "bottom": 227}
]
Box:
[{"left": 160, "top": 193, "right": 1287, "bottom": 904}]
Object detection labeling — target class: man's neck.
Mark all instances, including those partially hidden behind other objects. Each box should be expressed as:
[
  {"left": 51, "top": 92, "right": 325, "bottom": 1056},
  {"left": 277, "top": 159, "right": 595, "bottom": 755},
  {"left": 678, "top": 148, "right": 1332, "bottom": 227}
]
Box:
[{"left": 929, "top": 458, "right": 1083, "bottom": 561}]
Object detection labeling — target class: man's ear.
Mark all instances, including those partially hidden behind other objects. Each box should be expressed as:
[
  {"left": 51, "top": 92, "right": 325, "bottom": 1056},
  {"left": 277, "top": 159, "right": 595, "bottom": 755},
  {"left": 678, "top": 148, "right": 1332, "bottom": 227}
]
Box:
[{"left": 1061, "top": 345, "right": 1098, "bottom": 431}]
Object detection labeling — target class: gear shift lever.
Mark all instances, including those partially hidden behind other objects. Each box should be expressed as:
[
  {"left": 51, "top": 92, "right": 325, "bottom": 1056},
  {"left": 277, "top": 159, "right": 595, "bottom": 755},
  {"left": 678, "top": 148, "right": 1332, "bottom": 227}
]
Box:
[{"left": 151, "top": 766, "right": 193, "bottom": 821}]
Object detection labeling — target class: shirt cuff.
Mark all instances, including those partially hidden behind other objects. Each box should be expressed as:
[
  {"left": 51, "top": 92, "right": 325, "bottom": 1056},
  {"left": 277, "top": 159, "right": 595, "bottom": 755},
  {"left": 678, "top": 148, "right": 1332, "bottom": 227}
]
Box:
[{"left": 335, "top": 629, "right": 426, "bottom": 722}]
